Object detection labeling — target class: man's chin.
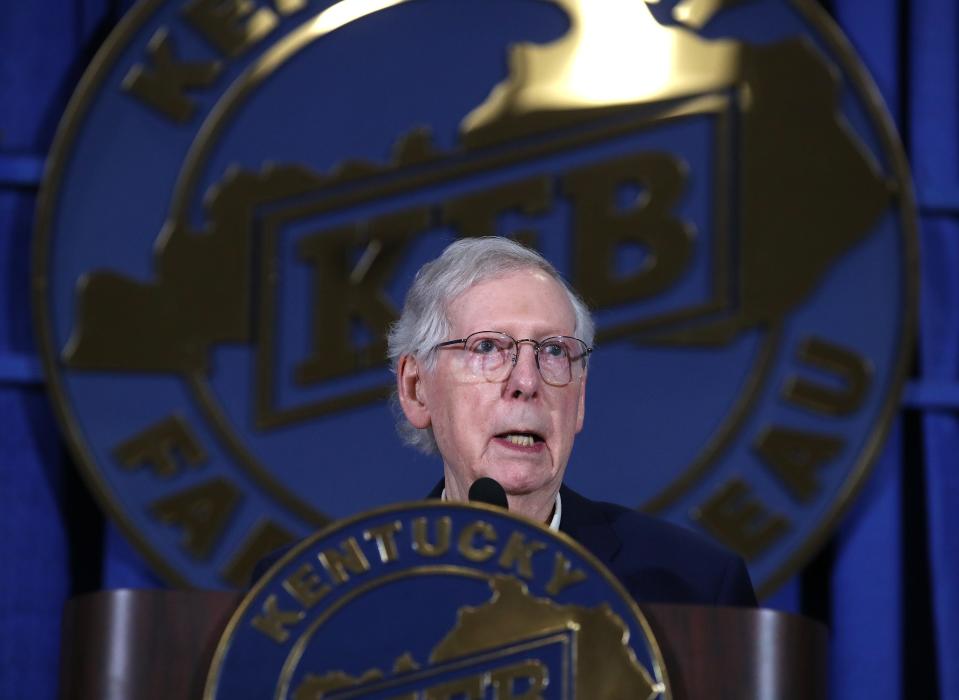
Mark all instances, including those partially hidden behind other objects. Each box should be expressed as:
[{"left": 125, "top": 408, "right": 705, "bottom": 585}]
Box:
[{"left": 482, "top": 466, "right": 559, "bottom": 499}]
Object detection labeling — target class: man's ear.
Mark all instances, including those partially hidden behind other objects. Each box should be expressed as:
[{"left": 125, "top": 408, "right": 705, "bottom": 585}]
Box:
[{"left": 397, "top": 355, "right": 431, "bottom": 429}]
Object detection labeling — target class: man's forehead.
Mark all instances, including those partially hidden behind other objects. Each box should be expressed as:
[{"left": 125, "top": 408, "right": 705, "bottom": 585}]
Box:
[{"left": 446, "top": 269, "right": 577, "bottom": 335}]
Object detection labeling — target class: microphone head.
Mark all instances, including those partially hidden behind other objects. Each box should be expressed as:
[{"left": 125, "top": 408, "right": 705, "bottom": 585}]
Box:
[{"left": 468, "top": 477, "right": 509, "bottom": 510}]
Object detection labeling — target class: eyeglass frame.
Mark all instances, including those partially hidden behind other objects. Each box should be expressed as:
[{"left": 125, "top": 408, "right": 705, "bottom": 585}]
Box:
[{"left": 431, "top": 330, "right": 593, "bottom": 387}]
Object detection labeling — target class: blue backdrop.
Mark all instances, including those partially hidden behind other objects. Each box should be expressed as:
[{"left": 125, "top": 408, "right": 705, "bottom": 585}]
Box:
[{"left": 1, "top": 0, "right": 956, "bottom": 698}]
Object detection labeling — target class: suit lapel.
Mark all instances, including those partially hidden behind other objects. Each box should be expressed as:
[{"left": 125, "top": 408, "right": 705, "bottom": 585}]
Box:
[{"left": 558, "top": 485, "right": 622, "bottom": 565}]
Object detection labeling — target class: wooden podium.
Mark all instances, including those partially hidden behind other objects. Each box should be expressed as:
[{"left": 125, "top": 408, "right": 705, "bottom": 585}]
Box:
[{"left": 59, "top": 589, "right": 826, "bottom": 699}]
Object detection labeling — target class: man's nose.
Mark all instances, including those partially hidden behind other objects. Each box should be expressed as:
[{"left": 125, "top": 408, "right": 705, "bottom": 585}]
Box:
[{"left": 506, "top": 343, "right": 541, "bottom": 397}]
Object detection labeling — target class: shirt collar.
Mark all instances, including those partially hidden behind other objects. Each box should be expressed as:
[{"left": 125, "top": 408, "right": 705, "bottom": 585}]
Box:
[{"left": 441, "top": 488, "right": 562, "bottom": 531}]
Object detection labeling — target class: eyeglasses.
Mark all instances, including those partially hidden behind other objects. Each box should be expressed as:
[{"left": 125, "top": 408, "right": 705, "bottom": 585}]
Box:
[{"left": 433, "top": 331, "right": 592, "bottom": 386}]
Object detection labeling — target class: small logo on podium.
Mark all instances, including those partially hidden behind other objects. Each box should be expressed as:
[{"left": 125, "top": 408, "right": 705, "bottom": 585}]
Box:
[{"left": 205, "top": 502, "right": 669, "bottom": 699}]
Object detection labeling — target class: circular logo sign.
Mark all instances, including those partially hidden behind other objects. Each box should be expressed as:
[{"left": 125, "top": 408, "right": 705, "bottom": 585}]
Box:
[
  {"left": 35, "top": 0, "right": 916, "bottom": 592},
  {"left": 204, "top": 502, "right": 669, "bottom": 699}
]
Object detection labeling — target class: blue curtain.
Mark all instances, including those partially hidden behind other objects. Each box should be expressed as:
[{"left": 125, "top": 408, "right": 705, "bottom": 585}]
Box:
[
  {"left": 1, "top": 1, "right": 956, "bottom": 698},
  {"left": 909, "top": 0, "right": 959, "bottom": 696},
  {"left": 0, "top": 3, "right": 118, "bottom": 696}
]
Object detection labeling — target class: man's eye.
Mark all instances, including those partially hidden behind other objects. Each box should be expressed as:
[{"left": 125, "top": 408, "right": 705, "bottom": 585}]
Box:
[
  {"left": 542, "top": 342, "right": 568, "bottom": 358},
  {"left": 472, "top": 339, "right": 499, "bottom": 354}
]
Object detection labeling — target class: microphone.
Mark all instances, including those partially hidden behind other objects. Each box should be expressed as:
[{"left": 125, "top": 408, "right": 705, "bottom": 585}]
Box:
[{"left": 468, "top": 477, "right": 509, "bottom": 510}]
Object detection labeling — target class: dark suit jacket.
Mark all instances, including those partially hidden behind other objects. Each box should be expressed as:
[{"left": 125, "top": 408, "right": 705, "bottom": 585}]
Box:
[
  {"left": 555, "top": 485, "right": 756, "bottom": 606},
  {"left": 253, "top": 483, "right": 757, "bottom": 607},
  {"left": 427, "top": 480, "right": 757, "bottom": 607}
]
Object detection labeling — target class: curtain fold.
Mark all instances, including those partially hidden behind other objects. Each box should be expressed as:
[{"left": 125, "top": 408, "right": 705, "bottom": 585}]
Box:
[
  {"left": 910, "top": 0, "right": 959, "bottom": 697},
  {"left": 918, "top": 218, "right": 959, "bottom": 699},
  {"left": 0, "top": 392, "right": 69, "bottom": 698},
  {"left": 830, "top": 430, "right": 903, "bottom": 699},
  {"left": 813, "top": 2, "right": 912, "bottom": 696},
  {"left": 0, "top": 3, "right": 118, "bottom": 698}
]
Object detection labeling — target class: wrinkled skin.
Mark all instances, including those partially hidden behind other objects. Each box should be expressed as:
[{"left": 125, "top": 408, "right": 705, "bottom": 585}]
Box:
[{"left": 397, "top": 270, "right": 587, "bottom": 523}]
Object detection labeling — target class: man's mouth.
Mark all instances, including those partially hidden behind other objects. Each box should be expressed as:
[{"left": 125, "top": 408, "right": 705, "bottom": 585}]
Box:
[{"left": 496, "top": 432, "right": 545, "bottom": 448}]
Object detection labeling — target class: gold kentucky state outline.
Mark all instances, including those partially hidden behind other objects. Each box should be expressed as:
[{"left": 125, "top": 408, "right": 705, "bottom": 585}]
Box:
[
  {"left": 62, "top": 0, "right": 890, "bottom": 376},
  {"left": 291, "top": 575, "right": 661, "bottom": 700}
]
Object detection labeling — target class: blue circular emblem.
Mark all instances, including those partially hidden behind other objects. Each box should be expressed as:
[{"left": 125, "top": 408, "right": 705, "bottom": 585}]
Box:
[
  {"left": 35, "top": 0, "right": 916, "bottom": 593},
  {"left": 205, "top": 502, "right": 669, "bottom": 698}
]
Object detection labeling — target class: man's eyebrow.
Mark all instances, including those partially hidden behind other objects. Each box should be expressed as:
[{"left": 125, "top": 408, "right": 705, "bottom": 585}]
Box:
[{"left": 511, "top": 333, "right": 580, "bottom": 344}]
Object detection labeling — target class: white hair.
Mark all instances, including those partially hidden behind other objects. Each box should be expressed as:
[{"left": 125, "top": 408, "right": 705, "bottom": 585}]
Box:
[{"left": 387, "top": 237, "right": 594, "bottom": 453}]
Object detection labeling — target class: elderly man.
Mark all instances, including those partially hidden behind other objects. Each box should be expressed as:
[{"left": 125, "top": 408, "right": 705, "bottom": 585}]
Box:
[{"left": 390, "top": 237, "right": 756, "bottom": 606}]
